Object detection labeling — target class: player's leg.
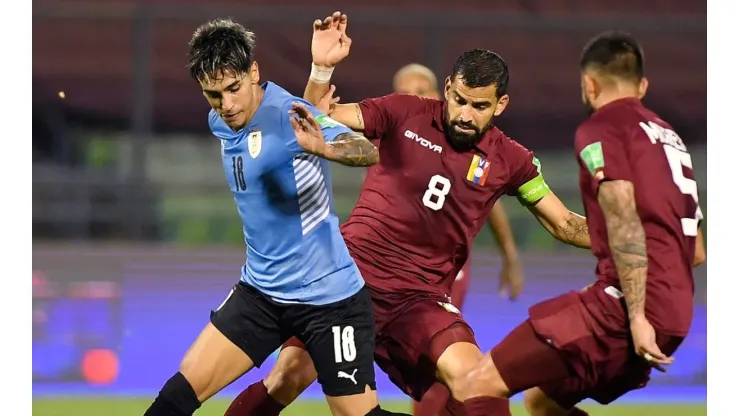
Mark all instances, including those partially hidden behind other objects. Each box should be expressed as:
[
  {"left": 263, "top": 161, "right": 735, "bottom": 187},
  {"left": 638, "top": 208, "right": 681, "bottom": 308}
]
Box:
[
  {"left": 225, "top": 338, "right": 317, "bottom": 416},
  {"left": 459, "top": 290, "right": 592, "bottom": 416},
  {"left": 291, "top": 286, "right": 407, "bottom": 416},
  {"left": 523, "top": 387, "right": 590, "bottom": 416},
  {"left": 372, "top": 297, "right": 480, "bottom": 416},
  {"left": 412, "top": 263, "right": 471, "bottom": 416},
  {"left": 456, "top": 319, "right": 572, "bottom": 416},
  {"left": 144, "top": 283, "right": 283, "bottom": 416}
]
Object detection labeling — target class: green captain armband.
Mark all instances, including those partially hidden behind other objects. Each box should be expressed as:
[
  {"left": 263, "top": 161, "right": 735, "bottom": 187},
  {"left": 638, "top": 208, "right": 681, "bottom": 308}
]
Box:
[{"left": 516, "top": 174, "right": 550, "bottom": 206}]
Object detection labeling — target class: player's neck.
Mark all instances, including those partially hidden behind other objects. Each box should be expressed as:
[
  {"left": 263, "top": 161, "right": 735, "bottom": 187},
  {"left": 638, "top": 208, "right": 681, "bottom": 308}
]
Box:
[
  {"left": 240, "top": 86, "right": 265, "bottom": 129},
  {"left": 593, "top": 90, "right": 641, "bottom": 111}
]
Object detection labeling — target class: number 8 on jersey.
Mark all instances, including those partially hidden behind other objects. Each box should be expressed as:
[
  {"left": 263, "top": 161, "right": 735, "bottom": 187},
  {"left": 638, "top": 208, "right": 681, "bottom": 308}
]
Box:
[{"left": 422, "top": 174, "right": 452, "bottom": 211}]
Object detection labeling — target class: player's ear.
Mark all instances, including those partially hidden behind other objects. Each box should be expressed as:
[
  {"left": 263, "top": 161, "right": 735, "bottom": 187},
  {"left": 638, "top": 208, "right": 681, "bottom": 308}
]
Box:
[
  {"left": 444, "top": 76, "right": 451, "bottom": 97},
  {"left": 582, "top": 73, "right": 599, "bottom": 102},
  {"left": 249, "top": 61, "right": 260, "bottom": 84},
  {"left": 494, "top": 94, "right": 509, "bottom": 116},
  {"left": 638, "top": 77, "right": 649, "bottom": 99}
]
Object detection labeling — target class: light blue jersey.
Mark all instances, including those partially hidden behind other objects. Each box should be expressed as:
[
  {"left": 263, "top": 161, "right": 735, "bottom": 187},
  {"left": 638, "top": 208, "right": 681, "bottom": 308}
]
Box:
[{"left": 209, "top": 82, "right": 364, "bottom": 305}]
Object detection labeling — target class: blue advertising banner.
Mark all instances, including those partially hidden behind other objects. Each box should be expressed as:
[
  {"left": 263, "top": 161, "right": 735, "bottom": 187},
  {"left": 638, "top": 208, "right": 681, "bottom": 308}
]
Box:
[{"left": 32, "top": 246, "right": 706, "bottom": 402}]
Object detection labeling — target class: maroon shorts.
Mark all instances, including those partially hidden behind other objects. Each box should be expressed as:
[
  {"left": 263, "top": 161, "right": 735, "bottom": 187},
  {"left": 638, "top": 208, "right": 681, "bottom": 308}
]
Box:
[
  {"left": 491, "top": 281, "right": 685, "bottom": 409},
  {"left": 283, "top": 287, "right": 476, "bottom": 401},
  {"left": 450, "top": 261, "right": 471, "bottom": 310}
]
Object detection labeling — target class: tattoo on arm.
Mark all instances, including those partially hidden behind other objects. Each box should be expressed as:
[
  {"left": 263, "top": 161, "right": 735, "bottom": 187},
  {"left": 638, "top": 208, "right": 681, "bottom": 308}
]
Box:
[
  {"left": 559, "top": 212, "right": 590, "bottom": 249},
  {"left": 352, "top": 104, "right": 365, "bottom": 130},
  {"left": 598, "top": 180, "right": 649, "bottom": 320},
  {"left": 324, "top": 132, "right": 379, "bottom": 167}
]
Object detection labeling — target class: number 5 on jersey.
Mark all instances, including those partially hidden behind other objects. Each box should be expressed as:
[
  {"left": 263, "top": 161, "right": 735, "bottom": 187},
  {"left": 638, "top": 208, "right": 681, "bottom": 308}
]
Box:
[
  {"left": 662, "top": 145, "right": 703, "bottom": 236},
  {"left": 422, "top": 174, "right": 452, "bottom": 211}
]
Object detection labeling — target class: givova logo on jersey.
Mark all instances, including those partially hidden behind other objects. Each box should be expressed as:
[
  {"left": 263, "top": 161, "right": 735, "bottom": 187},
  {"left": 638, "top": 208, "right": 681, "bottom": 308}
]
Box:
[{"left": 404, "top": 130, "right": 443, "bottom": 153}]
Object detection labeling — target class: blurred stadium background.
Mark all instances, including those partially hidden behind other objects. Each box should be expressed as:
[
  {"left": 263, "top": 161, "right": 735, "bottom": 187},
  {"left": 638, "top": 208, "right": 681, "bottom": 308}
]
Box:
[{"left": 32, "top": 1, "right": 706, "bottom": 415}]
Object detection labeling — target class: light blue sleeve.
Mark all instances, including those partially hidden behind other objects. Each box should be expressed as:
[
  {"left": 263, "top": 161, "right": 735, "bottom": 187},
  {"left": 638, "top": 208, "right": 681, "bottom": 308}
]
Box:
[{"left": 282, "top": 99, "right": 353, "bottom": 154}]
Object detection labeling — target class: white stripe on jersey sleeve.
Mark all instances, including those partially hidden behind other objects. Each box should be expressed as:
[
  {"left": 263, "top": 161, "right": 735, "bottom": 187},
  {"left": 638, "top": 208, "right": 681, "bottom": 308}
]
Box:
[{"left": 293, "top": 154, "right": 331, "bottom": 235}]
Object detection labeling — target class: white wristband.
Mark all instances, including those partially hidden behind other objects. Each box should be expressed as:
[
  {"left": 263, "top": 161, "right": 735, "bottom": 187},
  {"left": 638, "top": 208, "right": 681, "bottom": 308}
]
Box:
[{"left": 310, "top": 63, "right": 334, "bottom": 83}]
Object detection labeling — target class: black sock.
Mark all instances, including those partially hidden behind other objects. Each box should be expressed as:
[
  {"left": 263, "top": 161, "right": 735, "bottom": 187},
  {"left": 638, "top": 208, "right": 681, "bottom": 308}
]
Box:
[
  {"left": 364, "top": 405, "right": 411, "bottom": 416},
  {"left": 143, "top": 372, "right": 201, "bottom": 416}
]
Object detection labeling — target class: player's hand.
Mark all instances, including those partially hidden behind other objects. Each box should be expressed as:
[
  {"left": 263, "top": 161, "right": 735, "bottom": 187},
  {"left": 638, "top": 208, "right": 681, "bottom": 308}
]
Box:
[
  {"left": 289, "top": 103, "right": 327, "bottom": 156},
  {"left": 316, "top": 85, "right": 341, "bottom": 115},
  {"left": 630, "top": 316, "right": 674, "bottom": 372},
  {"left": 311, "top": 11, "right": 352, "bottom": 68},
  {"left": 498, "top": 256, "right": 524, "bottom": 301}
]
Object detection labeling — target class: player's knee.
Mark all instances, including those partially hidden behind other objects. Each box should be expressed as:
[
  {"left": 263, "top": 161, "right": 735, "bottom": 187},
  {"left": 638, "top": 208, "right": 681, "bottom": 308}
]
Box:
[
  {"left": 264, "top": 368, "right": 315, "bottom": 404},
  {"left": 178, "top": 355, "right": 208, "bottom": 397},
  {"left": 523, "top": 388, "right": 569, "bottom": 416},
  {"left": 442, "top": 364, "right": 475, "bottom": 400},
  {"left": 459, "top": 353, "right": 511, "bottom": 400},
  {"left": 263, "top": 349, "right": 317, "bottom": 404},
  {"left": 434, "top": 333, "right": 483, "bottom": 400}
]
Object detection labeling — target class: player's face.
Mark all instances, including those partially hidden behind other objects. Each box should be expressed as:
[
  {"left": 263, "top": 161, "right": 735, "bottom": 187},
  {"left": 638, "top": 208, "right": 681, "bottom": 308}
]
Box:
[
  {"left": 394, "top": 74, "right": 439, "bottom": 99},
  {"left": 443, "top": 76, "right": 509, "bottom": 150},
  {"left": 200, "top": 62, "right": 260, "bottom": 130}
]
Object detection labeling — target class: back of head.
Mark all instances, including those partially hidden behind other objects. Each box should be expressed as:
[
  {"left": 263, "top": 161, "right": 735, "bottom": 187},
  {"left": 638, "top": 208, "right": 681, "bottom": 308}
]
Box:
[
  {"left": 393, "top": 63, "right": 439, "bottom": 98},
  {"left": 580, "top": 31, "right": 644, "bottom": 84},
  {"left": 188, "top": 18, "right": 256, "bottom": 83},
  {"left": 451, "top": 48, "right": 509, "bottom": 99}
]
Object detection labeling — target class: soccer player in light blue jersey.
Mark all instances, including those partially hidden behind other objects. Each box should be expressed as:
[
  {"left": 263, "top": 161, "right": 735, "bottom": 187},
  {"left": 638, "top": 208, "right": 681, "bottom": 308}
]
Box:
[{"left": 143, "top": 18, "right": 409, "bottom": 416}]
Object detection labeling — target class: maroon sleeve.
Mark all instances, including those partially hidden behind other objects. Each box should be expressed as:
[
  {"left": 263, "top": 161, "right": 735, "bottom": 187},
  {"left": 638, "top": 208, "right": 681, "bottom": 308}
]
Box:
[
  {"left": 575, "top": 119, "right": 633, "bottom": 194},
  {"left": 503, "top": 138, "right": 541, "bottom": 197},
  {"left": 358, "top": 93, "right": 434, "bottom": 139}
]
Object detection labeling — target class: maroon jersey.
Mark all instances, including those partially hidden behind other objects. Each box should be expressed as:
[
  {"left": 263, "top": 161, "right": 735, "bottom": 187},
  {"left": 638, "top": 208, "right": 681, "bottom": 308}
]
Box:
[
  {"left": 575, "top": 97, "right": 702, "bottom": 336},
  {"left": 340, "top": 94, "right": 548, "bottom": 299}
]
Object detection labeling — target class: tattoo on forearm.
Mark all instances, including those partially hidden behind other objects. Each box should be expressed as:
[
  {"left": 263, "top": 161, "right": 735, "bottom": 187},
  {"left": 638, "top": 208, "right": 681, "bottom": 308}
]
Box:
[
  {"left": 325, "top": 132, "right": 379, "bottom": 167},
  {"left": 559, "top": 212, "right": 590, "bottom": 249},
  {"left": 598, "top": 181, "right": 648, "bottom": 320},
  {"left": 353, "top": 104, "right": 364, "bottom": 130}
]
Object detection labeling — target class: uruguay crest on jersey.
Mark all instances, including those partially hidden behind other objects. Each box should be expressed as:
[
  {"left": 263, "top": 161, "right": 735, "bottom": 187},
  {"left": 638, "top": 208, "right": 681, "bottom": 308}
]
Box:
[{"left": 248, "top": 130, "right": 262, "bottom": 158}]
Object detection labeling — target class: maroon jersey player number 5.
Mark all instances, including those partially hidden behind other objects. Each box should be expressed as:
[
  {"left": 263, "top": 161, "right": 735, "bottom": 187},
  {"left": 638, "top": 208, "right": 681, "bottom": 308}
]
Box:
[
  {"left": 457, "top": 31, "right": 707, "bottom": 416},
  {"left": 576, "top": 99, "right": 703, "bottom": 337}
]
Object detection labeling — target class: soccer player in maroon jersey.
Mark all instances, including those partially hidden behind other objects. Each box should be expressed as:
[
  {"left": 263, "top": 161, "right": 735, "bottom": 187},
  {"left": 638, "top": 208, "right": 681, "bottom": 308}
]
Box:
[
  {"left": 392, "top": 62, "right": 524, "bottom": 416},
  {"left": 223, "top": 13, "right": 590, "bottom": 416},
  {"left": 458, "top": 31, "right": 707, "bottom": 416}
]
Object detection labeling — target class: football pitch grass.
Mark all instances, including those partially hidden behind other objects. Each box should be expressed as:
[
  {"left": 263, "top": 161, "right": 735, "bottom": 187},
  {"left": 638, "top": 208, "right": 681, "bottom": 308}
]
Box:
[{"left": 32, "top": 398, "right": 706, "bottom": 416}]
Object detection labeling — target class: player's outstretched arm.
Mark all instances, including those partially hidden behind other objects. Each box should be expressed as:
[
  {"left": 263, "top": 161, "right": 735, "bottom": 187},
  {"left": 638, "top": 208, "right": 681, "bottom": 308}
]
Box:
[
  {"left": 694, "top": 228, "right": 706, "bottom": 268},
  {"left": 305, "top": 84, "right": 364, "bottom": 132},
  {"left": 289, "top": 103, "right": 378, "bottom": 167},
  {"left": 600, "top": 179, "right": 674, "bottom": 369},
  {"left": 597, "top": 180, "right": 648, "bottom": 320},
  {"left": 526, "top": 193, "right": 590, "bottom": 249},
  {"left": 488, "top": 202, "right": 520, "bottom": 261},
  {"left": 322, "top": 131, "right": 379, "bottom": 167},
  {"left": 487, "top": 202, "right": 524, "bottom": 299},
  {"left": 302, "top": 11, "right": 366, "bottom": 131}
]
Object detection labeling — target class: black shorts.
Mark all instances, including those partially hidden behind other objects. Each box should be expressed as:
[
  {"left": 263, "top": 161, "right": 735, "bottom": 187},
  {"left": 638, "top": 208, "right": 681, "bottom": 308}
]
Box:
[{"left": 210, "top": 281, "right": 377, "bottom": 396}]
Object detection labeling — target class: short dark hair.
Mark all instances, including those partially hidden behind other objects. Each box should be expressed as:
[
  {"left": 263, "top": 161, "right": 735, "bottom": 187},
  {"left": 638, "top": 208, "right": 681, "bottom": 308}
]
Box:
[
  {"left": 188, "top": 18, "right": 256, "bottom": 82},
  {"left": 580, "top": 31, "right": 644, "bottom": 82},
  {"left": 451, "top": 48, "right": 509, "bottom": 98}
]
